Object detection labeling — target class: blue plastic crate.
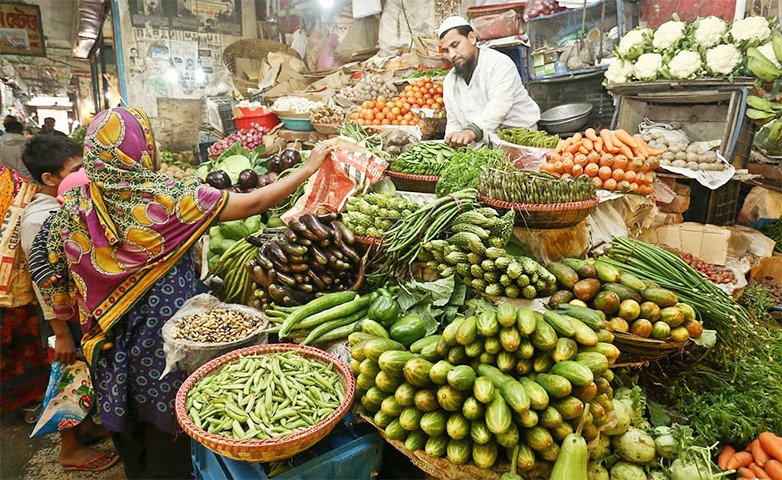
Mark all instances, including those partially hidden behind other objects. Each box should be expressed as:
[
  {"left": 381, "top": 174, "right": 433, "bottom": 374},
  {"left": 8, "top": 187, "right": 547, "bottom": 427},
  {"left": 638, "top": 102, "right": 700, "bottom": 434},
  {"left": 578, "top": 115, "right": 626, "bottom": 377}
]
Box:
[{"left": 192, "top": 416, "right": 383, "bottom": 480}]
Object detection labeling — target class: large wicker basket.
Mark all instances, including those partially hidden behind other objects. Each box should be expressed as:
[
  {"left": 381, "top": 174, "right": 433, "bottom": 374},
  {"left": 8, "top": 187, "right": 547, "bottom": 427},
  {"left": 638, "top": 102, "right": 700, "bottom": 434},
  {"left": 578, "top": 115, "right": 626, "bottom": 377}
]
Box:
[
  {"left": 223, "top": 40, "right": 301, "bottom": 98},
  {"left": 612, "top": 331, "right": 688, "bottom": 366},
  {"left": 385, "top": 171, "right": 440, "bottom": 193},
  {"left": 175, "top": 343, "right": 355, "bottom": 462},
  {"left": 480, "top": 195, "right": 598, "bottom": 229}
]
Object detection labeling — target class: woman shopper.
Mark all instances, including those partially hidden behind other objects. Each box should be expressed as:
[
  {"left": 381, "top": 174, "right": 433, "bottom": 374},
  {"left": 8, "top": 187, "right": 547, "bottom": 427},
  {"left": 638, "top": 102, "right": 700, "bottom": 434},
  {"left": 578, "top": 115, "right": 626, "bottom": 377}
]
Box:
[{"left": 39, "top": 107, "right": 333, "bottom": 479}]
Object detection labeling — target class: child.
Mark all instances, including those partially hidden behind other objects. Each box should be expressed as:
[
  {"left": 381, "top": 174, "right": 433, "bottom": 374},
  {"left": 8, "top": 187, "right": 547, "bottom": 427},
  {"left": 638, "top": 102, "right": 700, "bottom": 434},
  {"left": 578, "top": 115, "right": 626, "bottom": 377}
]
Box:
[{"left": 28, "top": 168, "right": 90, "bottom": 290}]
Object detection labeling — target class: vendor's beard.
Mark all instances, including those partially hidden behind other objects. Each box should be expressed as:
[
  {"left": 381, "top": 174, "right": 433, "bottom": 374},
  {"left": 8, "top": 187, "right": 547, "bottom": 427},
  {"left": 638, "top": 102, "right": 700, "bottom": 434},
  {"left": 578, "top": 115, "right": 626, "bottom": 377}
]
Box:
[{"left": 453, "top": 57, "right": 477, "bottom": 79}]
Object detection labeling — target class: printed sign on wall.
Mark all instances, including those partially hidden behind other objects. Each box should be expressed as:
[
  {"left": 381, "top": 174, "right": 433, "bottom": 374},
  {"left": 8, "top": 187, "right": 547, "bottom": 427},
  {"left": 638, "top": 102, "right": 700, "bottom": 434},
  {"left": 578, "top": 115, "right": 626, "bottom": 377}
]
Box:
[{"left": 0, "top": 2, "right": 45, "bottom": 57}]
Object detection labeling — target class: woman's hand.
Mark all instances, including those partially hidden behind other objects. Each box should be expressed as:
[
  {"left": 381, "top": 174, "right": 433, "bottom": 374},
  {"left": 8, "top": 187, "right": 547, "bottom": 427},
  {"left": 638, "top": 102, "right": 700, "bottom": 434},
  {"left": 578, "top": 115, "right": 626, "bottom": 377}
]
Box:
[{"left": 302, "top": 143, "right": 336, "bottom": 174}]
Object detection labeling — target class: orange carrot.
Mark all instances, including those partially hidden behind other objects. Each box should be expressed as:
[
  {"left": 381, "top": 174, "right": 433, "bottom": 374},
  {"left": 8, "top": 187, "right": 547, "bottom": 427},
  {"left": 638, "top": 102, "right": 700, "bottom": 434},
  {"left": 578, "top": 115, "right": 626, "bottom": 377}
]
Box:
[
  {"left": 594, "top": 138, "right": 603, "bottom": 153},
  {"left": 646, "top": 147, "right": 666, "bottom": 156},
  {"left": 572, "top": 132, "right": 583, "bottom": 142},
  {"left": 619, "top": 144, "right": 634, "bottom": 159},
  {"left": 753, "top": 440, "right": 773, "bottom": 467},
  {"left": 600, "top": 129, "right": 614, "bottom": 152},
  {"left": 765, "top": 459, "right": 782, "bottom": 480},
  {"left": 750, "top": 463, "right": 771, "bottom": 479},
  {"left": 635, "top": 136, "right": 651, "bottom": 157},
  {"left": 585, "top": 128, "right": 599, "bottom": 142},
  {"left": 565, "top": 140, "right": 582, "bottom": 154},
  {"left": 579, "top": 146, "right": 589, "bottom": 155},
  {"left": 582, "top": 138, "right": 594, "bottom": 151},
  {"left": 738, "top": 467, "right": 756, "bottom": 479},
  {"left": 760, "top": 433, "right": 782, "bottom": 462},
  {"left": 720, "top": 445, "right": 737, "bottom": 470},
  {"left": 729, "top": 452, "right": 755, "bottom": 470},
  {"left": 556, "top": 139, "right": 566, "bottom": 153},
  {"left": 615, "top": 129, "right": 638, "bottom": 149}
]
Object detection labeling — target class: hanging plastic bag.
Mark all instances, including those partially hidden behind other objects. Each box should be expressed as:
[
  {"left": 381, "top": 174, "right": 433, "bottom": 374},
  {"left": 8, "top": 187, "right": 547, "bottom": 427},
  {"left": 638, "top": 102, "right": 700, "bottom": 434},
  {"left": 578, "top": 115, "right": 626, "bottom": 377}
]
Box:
[
  {"left": 30, "top": 360, "right": 95, "bottom": 437},
  {"left": 291, "top": 28, "right": 308, "bottom": 60}
]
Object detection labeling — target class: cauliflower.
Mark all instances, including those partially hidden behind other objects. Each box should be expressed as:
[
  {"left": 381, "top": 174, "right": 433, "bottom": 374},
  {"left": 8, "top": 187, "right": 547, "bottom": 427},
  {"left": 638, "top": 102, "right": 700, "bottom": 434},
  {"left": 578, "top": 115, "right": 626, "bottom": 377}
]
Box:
[
  {"left": 730, "top": 16, "right": 772, "bottom": 47},
  {"left": 633, "top": 53, "right": 663, "bottom": 80},
  {"left": 617, "top": 27, "right": 653, "bottom": 60},
  {"left": 758, "top": 41, "right": 781, "bottom": 68},
  {"left": 692, "top": 16, "right": 727, "bottom": 48},
  {"left": 604, "top": 59, "right": 634, "bottom": 84},
  {"left": 653, "top": 20, "right": 687, "bottom": 51},
  {"left": 705, "top": 44, "right": 743, "bottom": 75},
  {"left": 665, "top": 50, "right": 703, "bottom": 79}
]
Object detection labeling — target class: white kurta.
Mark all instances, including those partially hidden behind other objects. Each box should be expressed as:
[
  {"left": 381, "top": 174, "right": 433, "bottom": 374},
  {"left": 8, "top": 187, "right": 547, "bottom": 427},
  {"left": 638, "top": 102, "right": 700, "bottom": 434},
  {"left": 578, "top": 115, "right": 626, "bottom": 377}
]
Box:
[{"left": 443, "top": 47, "right": 540, "bottom": 138}]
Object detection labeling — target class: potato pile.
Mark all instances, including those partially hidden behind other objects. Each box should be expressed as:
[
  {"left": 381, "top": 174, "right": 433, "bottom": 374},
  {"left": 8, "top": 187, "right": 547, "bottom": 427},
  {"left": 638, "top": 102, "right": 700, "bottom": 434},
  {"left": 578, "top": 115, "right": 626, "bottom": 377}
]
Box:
[
  {"left": 643, "top": 132, "right": 728, "bottom": 171},
  {"left": 340, "top": 74, "right": 397, "bottom": 103},
  {"left": 310, "top": 105, "right": 346, "bottom": 125}
]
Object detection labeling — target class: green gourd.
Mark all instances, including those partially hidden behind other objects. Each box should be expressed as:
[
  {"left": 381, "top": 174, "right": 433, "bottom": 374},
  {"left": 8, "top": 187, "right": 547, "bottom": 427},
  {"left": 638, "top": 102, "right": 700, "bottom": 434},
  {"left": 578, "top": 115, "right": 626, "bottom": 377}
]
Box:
[
  {"left": 499, "top": 445, "right": 524, "bottom": 480},
  {"left": 549, "top": 432, "right": 588, "bottom": 480}
]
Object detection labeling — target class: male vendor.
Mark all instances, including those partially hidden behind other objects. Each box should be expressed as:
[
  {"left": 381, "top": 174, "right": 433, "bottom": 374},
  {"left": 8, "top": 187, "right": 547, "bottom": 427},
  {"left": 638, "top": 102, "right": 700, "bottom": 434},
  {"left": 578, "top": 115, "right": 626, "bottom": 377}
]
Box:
[{"left": 439, "top": 16, "right": 540, "bottom": 147}]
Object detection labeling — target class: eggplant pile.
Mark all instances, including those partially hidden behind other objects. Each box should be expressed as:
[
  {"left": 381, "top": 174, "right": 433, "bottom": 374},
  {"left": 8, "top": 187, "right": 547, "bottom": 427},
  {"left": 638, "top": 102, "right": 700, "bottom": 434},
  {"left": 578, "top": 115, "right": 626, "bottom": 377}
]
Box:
[{"left": 246, "top": 213, "right": 365, "bottom": 309}]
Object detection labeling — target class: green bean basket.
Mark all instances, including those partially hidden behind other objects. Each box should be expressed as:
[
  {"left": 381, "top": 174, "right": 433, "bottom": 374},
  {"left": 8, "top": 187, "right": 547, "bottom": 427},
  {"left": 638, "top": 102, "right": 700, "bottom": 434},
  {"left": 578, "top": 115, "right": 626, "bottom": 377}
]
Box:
[{"left": 176, "top": 343, "right": 356, "bottom": 462}]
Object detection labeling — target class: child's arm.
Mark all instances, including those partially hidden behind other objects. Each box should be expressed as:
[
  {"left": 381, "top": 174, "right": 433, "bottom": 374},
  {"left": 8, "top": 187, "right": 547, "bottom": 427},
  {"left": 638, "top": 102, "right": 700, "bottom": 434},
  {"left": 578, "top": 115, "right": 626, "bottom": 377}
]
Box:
[{"left": 29, "top": 217, "right": 61, "bottom": 289}]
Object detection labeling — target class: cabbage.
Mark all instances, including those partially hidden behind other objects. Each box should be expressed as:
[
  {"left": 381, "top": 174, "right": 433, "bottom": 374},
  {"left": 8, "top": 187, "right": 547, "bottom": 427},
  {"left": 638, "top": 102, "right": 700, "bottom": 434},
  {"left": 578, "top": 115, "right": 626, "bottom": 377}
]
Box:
[
  {"left": 215, "top": 155, "right": 252, "bottom": 185},
  {"left": 653, "top": 426, "right": 679, "bottom": 459},
  {"left": 370, "top": 178, "right": 396, "bottom": 196}
]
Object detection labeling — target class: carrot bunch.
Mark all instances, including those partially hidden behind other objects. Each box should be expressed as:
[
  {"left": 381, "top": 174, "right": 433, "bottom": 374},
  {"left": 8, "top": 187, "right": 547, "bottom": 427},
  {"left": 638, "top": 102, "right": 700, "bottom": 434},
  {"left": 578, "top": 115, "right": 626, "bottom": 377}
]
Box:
[
  {"left": 719, "top": 432, "right": 782, "bottom": 479},
  {"left": 540, "top": 128, "right": 662, "bottom": 195}
]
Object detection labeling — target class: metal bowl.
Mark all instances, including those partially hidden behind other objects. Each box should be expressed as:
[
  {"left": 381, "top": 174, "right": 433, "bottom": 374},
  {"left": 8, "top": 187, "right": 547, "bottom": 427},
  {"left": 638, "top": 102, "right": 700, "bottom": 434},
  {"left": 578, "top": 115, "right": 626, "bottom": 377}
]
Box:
[
  {"left": 539, "top": 103, "right": 594, "bottom": 134},
  {"left": 539, "top": 115, "right": 591, "bottom": 134},
  {"left": 539, "top": 103, "right": 594, "bottom": 123}
]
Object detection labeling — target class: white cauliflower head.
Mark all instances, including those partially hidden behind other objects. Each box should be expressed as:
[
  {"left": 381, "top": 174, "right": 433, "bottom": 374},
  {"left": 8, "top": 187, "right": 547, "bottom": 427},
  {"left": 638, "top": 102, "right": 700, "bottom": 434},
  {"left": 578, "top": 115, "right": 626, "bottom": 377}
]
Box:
[
  {"left": 758, "top": 41, "right": 781, "bottom": 68},
  {"left": 604, "top": 59, "right": 634, "bottom": 84},
  {"left": 666, "top": 50, "right": 703, "bottom": 79},
  {"left": 705, "top": 44, "right": 743, "bottom": 75},
  {"left": 692, "top": 16, "right": 727, "bottom": 48},
  {"left": 617, "top": 27, "right": 653, "bottom": 60},
  {"left": 730, "top": 16, "right": 772, "bottom": 47},
  {"left": 653, "top": 20, "right": 687, "bottom": 51},
  {"left": 633, "top": 53, "right": 663, "bottom": 81}
]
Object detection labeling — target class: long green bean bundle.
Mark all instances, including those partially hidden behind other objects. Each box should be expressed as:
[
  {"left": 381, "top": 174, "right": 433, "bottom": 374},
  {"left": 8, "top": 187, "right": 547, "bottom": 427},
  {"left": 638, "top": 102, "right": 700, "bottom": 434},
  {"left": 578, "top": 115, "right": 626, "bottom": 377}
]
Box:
[{"left": 368, "top": 189, "right": 480, "bottom": 282}]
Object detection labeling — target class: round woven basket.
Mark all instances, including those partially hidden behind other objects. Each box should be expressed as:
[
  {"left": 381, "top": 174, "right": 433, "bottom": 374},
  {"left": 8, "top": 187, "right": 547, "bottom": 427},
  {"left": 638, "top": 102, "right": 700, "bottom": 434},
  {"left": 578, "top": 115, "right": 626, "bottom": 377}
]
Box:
[
  {"left": 175, "top": 343, "right": 355, "bottom": 462},
  {"left": 480, "top": 195, "right": 598, "bottom": 229},
  {"left": 223, "top": 40, "right": 300, "bottom": 98},
  {"left": 612, "top": 331, "right": 688, "bottom": 365},
  {"left": 311, "top": 122, "right": 343, "bottom": 135},
  {"left": 385, "top": 171, "right": 440, "bottom": 194}
]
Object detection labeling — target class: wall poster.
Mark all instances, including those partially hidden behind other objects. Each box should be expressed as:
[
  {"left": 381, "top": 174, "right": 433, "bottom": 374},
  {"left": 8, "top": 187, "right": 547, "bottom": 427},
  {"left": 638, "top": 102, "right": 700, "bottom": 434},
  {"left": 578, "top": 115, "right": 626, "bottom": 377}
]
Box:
[{"left": 128, "top": 0, "right": 242, "bottom": 36}]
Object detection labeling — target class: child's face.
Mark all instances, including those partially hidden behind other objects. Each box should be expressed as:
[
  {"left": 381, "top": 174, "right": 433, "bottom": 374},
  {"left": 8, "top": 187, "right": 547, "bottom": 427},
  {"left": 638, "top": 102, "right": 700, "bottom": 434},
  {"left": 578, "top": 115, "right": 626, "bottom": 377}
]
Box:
[{"left": 50, "top": 156, "right": 84, "bottom": 189}]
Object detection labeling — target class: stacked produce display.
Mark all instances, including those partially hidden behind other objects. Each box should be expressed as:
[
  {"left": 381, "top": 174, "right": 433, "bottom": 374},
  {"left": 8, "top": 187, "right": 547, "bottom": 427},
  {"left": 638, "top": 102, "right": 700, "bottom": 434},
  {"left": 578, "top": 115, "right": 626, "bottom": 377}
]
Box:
[
  {"left": 540, "top": 129, "right": 658, "bottom": 194},
  {"left": 349, "top": 77, "right": 443, "bottom": 127}
]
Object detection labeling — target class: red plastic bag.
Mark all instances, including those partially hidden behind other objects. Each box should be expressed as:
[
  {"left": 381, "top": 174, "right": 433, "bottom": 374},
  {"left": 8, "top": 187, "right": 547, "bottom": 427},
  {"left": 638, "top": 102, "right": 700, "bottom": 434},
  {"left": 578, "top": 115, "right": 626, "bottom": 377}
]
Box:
[{"left": 282, "top": 138, "right": 388, "bottom": 222}]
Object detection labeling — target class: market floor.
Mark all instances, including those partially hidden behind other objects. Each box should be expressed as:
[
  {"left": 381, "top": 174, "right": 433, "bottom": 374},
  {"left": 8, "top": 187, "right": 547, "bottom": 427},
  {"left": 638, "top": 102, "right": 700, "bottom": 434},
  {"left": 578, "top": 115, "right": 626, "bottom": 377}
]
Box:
[{"left": 0, "top": 410, "right": 126, "bottom": 480}]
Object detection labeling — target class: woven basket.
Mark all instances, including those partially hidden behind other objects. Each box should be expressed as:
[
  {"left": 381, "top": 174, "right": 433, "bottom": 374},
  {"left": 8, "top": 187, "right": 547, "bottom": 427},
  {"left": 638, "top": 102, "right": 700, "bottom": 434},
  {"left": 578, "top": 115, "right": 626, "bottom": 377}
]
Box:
[
  {"left": 612, "top": 331, "right": 688, "bottom": 365},
  {"left": 311, "top": 122, "right": 343, "bottom": 135},
  {"left": 175, "top": 343, "right": 355, "bottom": 463},
  {"left": 480, "top": 195, "right": 598, "bottom": 229},
  {"left": 385, "top": 171, "right": 440, "bottom": 194},
  {"left": 223, "top": 40, "right": 300, "bottom": 98}
]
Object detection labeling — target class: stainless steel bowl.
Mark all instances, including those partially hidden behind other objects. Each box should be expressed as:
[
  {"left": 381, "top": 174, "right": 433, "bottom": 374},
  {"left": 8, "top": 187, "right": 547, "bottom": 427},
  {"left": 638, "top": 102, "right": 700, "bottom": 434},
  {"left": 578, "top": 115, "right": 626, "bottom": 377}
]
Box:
[
  {"left": 539, "top": 103, "right": 594, "bottom": 123},
  {"left": 539, "top": 115, "right": 591, "bottom": 134}
]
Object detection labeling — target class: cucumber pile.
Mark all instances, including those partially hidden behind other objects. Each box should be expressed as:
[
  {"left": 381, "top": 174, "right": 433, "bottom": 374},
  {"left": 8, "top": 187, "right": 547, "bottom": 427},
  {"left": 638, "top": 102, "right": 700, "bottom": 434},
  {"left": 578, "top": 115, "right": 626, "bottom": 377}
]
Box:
[
  {"left": 546, "top": 258, "right": 704, "bottom": 343},
  {"left": 350, "top": 300, "right": 638, "bottom": 474},
  {"left": 419, "top": 208, "right": 556, "bottom": 299}
]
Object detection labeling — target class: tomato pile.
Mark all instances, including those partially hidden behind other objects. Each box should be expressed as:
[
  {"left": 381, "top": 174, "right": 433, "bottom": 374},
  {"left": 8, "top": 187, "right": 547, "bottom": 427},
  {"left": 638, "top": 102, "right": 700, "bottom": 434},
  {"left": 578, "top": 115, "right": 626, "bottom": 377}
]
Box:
[{"left": 349, "top": 77, "right": 444, "bottom": 127}]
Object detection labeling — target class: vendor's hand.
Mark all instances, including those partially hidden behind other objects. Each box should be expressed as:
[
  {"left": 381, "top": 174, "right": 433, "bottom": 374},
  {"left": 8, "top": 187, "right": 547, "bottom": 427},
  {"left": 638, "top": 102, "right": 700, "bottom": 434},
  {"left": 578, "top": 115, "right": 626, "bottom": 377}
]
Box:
[
  {"left": 445, "top": 129, "right": 478, "bottom": 147},
  {"left": 54, "top": 332, "right": 77, "bottom": 365},
  {"left": 303, "top": 143, "right": 336, "bottom": 175},
  {"left": 40, "top": 274, "right": 62, "bottom": 289}
]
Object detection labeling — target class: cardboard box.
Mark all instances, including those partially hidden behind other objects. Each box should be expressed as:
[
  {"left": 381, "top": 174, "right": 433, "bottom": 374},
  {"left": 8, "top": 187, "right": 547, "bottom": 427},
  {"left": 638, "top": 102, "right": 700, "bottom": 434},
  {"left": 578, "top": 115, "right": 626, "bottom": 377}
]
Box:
[{"left": 652, "top": 222, "right": 731, "bottom": 265}]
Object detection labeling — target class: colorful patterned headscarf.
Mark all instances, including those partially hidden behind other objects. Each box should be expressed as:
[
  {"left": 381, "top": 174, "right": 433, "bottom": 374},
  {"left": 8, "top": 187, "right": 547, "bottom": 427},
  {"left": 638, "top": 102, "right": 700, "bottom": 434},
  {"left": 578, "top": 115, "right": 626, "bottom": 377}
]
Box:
[{"left": 44, "top": 107, "right": 227, "bottom": 365}]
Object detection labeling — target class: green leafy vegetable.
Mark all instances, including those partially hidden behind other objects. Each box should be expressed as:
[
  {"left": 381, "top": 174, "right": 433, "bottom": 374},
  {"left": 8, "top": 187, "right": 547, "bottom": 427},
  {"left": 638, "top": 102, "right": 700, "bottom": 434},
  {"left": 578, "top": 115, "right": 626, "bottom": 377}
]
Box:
[{"left": 435, "top": 148, "right": 511, "bottom": 197}]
